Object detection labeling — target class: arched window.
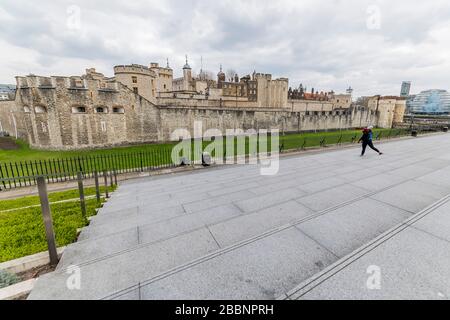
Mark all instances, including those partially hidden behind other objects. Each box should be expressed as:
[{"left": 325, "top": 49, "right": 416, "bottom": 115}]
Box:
[
  {"left": 112, "top": 107, "right": 125, "bottom": 114},
  {"left": 95, "top": 106, "right": 108, "bottom": 114},
  {"left": 72, "top": 106, "right": 86, "bottom": 114},
  {"left": 23, "top": 106, "right": 31, "bottom": 113}
]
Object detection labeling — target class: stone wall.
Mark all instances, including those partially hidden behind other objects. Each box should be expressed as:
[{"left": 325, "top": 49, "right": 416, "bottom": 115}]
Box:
[
  {"left": 158, "top": 105, "right": 378, "bottom": 141},
  {"left": 11, "top": 75, "right": 160, "bottom": 150},
  {"left": 0, "top": 99, "right": 27, "bottom": 139},
  {"left": 0, "top": 74, "right": 385, "bottom": 150}
]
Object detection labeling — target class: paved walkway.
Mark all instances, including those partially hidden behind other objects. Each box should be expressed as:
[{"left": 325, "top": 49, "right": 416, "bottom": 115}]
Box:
[
  {"left": 28, "top": 133, "right": 450, "bottom": 300},
  {"left": 284, "top": 194, "right": 450, "bottom": 300}
]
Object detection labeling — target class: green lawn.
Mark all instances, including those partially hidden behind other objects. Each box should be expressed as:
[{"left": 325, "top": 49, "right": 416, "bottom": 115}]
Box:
[
  {"left": 0, "top": 129, "right": 408, "bottom": 185},
  {"left": 279, "top": 128, "right": 406, "bottom": 150},
  {"left": 0, "top": 186, "right": 111, "bottom": 211},
  {"left": 1, "top": 128, "right": 405, "bottom": 162},
  {"left": 0, "top": 138, "right": 177, "bottom": 163},
  {"left": 0, "top": 186, "right": 115, "bottom": 263}
]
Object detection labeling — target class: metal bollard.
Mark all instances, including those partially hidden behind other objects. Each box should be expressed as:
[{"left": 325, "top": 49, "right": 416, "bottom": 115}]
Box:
[
  {"left": 110, "top": 171, "right": 114, "bottom": 188},
  {"left": 94, "top": 171, "right": 101, "bottom": 203},
  {"left": 77, "top": 172, "right": 87, "bottom": 220},
  {"left": 37, "top": 176, "right": 59, "bottom": 266},
  {"left": 103, "top": 171, "right": 109, "bottom": 198}
]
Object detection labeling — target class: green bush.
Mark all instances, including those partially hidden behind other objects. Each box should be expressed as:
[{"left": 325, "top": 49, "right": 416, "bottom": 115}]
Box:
[{"left": 0, "top": 269, "right": 20, "bottom": 289}]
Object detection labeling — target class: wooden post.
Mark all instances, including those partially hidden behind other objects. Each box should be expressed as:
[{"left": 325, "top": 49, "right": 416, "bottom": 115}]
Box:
[
  {"left": 103, "top": 171, "right": 109, "bottom": 198},
  {"left": 94, "top": 171, "right": 101, "bottom": 203},
  {"left": 110, "top": 170, "right": 114, "bottom": 188},
  {"left": 113, "top": 169, "right": 118, "bottom": 186},
  {"left": 77, "top": 172, "right": 86, "bottom": 220},
  {"left": 37, "top": 176, "right": 59, "bottom": 266}
]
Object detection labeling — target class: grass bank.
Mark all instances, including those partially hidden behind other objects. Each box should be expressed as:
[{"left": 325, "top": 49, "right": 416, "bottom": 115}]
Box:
[{"left": 0, "top": 186, "right": 115, "bottom": 263}]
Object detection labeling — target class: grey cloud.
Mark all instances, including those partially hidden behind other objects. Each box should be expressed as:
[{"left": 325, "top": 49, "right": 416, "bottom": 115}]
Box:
[{"left": 0, "top": 0, "right": 449, "bottom": 97}]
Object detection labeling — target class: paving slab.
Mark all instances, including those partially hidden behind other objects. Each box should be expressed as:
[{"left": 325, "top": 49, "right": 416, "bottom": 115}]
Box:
[
  {"left": 296, "top": 198, "right": 411, "bottom": 257},
  {"left": 349, "top": 173, "right": 408, "bottom": 192},
  {"left": 409, "top": 202, "right": 450, "bottom": 242},
  {"left": 209, "top": 200, "right": 313, "bottom": 247},
  {"left": 29, "top": 228, "right": 219, "bottom": 300},
  {"left": 296, "top": 184, "right": 369, "bottom": 212},
  {"left": 370, "top": 180, "right": 450, "bottom": 213},
  {"left": 291, "top": 225, "right": 450, "bottom": 300},
  {"left": 137, "top": 228, "right": 337, "bottom": 300},
  {"left": 234, "top": 188, "right": 306, "bottom": 213}
]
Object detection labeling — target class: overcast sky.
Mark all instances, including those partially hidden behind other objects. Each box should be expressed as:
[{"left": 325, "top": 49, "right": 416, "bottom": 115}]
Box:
[{"left": 0, "top": 0, "right": 449, "bottom": 97}]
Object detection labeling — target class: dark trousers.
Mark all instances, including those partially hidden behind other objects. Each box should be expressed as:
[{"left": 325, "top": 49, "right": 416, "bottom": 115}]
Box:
[{"left": 361, "top": 140, "right": 380, "bottom": 155}]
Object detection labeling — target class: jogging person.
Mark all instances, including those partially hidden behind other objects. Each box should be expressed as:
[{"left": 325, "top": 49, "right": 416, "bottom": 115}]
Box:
[{"left": 358, "top": 126, "right": 383, "bottom": 156}]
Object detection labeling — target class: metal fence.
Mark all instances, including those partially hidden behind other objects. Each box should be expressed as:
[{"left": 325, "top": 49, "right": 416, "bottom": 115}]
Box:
[
  {"left": 0, "top": 128, "right": 437, "bottom": 191},
  {"left": 0, "top": 148, "right": 176, "bottom": 190}
]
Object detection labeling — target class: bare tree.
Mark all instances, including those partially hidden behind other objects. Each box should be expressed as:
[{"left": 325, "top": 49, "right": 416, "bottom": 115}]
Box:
[
  {"left": 198, "top": 70, "right": 215, "bottom": 81},
  {"left": 225, "top": 69, "right": 237, "bottom": 82}
]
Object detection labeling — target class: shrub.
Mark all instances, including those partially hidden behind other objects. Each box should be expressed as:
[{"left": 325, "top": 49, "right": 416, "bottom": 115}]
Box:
[{"left": 0, "top": 269, "right": 20, "bottom": 289}]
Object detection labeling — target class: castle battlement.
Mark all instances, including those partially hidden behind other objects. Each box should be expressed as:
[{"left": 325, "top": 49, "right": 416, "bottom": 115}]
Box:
[
  {"left": 15, "top": 75, "right": 119, "bottom": 92},
  {"left": 114, "top": 64, "right": 156, "bottom": 77}
]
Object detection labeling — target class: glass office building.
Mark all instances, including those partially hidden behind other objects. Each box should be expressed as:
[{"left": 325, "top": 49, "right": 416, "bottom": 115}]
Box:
[{"left": 407, "top": 89, "right": 450, "bottom": 114}]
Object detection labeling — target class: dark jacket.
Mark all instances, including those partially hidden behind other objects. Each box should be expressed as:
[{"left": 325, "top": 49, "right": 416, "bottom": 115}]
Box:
[{"left": 358, "top": 129, "right": 372, "bottom": 143}]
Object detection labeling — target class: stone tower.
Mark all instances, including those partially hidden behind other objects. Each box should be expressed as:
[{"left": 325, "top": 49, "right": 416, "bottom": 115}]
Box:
[
  {"left": 183, "top": 55, "right": 192, "bottom": 92},
  {"left": 217, "top": 65, "right": 225, "bottom": 88}
]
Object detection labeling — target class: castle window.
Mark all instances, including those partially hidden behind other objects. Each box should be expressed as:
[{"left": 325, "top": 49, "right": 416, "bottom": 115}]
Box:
[
  {"left": 72, "top": 106, "right": 86, "bottom": 114},
  {"left": 132, "top": 76, "right": 137, "bottom": 84},
  {"left": 95, "top": 107, "right": 108, "bottom": 114},
  {"left": 113, "top": 107, "right": 125, "bottom": 114},
  {"left": 23, "top": 106, "right": 31, "bottom": 113},
  {"left": 35, "top": 106, "right": 47, "bottom": 113},
  {"left": 133, "top": 87, "right": 139, "bottom": 94}
]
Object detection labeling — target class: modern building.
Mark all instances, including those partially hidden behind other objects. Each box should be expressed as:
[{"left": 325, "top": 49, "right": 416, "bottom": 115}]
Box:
[
  {"left": 407, "top": 89, "right": 450, "bottom": 114},
  {"left": 400, "top": 81, "right": 411, "bottom": 97},
  {"left": 0, "top": 84, "right": 16, "bottom": 100}
]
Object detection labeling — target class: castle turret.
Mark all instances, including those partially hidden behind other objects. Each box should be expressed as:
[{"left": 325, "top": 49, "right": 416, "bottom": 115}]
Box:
[
  {"left": 217, "top": 65, "right": 225, "bottom": 88},
  {"left": 114, "top": 64, "right": 157, "bottom": 102},
  {"left": 182, "top": 55, "right": 192, "bottom": 91}
]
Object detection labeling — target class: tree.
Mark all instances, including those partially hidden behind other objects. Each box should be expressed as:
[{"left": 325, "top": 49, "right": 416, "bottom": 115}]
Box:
[
  {"left": 198, "top": 70, "right": 214, "bottom": 81},
  {"left": 225, "top": 69, "right": 237, "bottom": 82}
]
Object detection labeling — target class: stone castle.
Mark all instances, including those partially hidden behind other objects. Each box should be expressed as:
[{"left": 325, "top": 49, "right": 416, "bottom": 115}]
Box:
[{"left": 0, "top": 58, "right": 406, "bottom": 150}]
